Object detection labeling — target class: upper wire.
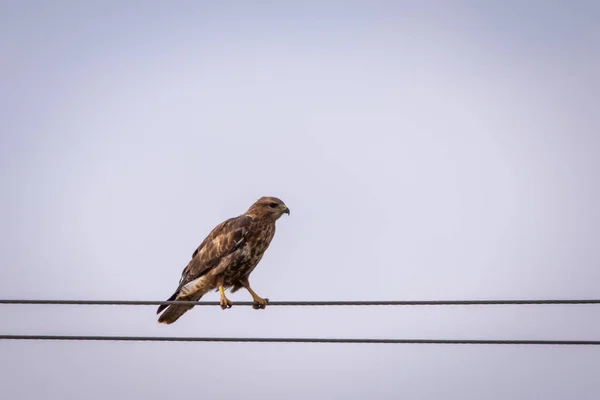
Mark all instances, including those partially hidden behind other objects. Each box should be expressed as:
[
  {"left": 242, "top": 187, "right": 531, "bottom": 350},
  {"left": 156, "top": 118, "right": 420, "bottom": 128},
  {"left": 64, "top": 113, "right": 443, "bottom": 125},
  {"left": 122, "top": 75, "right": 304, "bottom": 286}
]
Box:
[{"left": 2, "top": 299, "right": 600, "bottom": 306}]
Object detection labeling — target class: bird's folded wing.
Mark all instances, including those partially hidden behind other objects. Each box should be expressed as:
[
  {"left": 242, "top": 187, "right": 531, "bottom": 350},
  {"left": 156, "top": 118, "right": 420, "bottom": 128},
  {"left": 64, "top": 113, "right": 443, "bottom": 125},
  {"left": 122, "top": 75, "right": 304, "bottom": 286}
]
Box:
[{"left": 177, "top": 215, "right": 252, "bottom": 287}]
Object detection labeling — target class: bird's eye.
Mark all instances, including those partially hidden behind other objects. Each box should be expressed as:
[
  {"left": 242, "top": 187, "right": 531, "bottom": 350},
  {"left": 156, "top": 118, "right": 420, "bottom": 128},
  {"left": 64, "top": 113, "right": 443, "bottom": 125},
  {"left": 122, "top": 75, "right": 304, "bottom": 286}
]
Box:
[{"left": 269, "top": 202, "right": 278, "bottom": 208}]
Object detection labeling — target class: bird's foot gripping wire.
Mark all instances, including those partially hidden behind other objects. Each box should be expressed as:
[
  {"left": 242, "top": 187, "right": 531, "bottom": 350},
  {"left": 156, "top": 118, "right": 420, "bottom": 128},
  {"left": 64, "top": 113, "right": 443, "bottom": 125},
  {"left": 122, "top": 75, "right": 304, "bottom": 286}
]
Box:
[
  {"left": 243, "top": 284, "right": 269, "bottom": 310},
  {"left": 252, "top": 297, "right": 269, "bottom": 310},
  {"left": 218, "top": 286, "right": 233, "bottom": 310}
]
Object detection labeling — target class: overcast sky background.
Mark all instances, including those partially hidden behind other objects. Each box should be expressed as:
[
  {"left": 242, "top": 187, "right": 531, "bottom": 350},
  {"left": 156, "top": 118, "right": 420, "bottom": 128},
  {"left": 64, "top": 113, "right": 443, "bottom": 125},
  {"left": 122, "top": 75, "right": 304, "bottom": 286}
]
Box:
[{"left": 1, "top": 1, "right": 600, "bottom": 399}]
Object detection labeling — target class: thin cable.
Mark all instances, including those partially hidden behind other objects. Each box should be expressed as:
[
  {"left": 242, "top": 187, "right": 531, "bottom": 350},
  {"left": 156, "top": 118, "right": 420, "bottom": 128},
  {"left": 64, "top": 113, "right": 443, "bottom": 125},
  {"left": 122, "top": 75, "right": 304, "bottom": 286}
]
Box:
[
  {"left": 1, "top": 299, "right": 600, "bottom": 306},
  {"left": 0, "top": 335, "right": 599, "bottom": 345}
]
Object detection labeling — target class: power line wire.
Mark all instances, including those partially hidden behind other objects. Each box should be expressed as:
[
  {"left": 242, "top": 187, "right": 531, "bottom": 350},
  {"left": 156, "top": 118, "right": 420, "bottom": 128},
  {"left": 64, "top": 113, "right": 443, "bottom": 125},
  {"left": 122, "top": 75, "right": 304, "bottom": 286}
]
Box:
[
  {"left": 1, "top": 299, "right": 600, "bottom": 306},
  {"left": 0, "top": 335, "right": 599, "bottom": 345}
]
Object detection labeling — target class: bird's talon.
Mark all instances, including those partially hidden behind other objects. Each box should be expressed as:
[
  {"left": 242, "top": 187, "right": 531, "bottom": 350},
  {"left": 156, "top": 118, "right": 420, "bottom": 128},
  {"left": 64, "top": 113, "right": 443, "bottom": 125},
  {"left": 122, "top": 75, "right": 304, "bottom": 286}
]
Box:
[
  {"left": 220, "top": 299, "right": 233, "bottom": 310},
  {"left": 252, "top": 298, "right": 269, "bottom": 310}
]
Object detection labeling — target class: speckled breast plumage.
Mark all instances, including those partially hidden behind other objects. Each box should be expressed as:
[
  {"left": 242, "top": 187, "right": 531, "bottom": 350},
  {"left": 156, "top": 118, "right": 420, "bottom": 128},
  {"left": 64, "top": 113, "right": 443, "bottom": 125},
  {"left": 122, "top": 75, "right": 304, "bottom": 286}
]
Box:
[{"left": 220, "top": 220, "right": 276, "bottom": 287}]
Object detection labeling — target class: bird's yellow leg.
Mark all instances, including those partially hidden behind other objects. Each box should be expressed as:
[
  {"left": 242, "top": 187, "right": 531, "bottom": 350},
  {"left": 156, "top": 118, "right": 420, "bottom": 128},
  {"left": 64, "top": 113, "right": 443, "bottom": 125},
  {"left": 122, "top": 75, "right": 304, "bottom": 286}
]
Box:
[
  {"left": 218, "top": 286, "right": 232, "bottom": 310},
  {"left": 244, "top": 284, "right": 269, "bottom": 310}
]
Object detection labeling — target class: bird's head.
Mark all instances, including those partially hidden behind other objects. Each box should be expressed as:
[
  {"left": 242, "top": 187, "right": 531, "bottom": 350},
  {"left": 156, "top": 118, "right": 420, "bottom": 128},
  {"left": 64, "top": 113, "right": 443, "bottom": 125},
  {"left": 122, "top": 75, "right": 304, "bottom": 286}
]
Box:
[{"left": 245, "top": 196, "right": 290, "bottom": 220}]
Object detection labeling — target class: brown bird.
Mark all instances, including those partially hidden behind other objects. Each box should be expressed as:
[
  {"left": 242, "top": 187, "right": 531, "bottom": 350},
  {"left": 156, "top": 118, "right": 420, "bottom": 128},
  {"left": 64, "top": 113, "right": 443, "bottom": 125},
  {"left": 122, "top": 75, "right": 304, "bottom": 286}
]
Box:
[{"left": 157, "top": 196, "right": 290, "bottom": 324}]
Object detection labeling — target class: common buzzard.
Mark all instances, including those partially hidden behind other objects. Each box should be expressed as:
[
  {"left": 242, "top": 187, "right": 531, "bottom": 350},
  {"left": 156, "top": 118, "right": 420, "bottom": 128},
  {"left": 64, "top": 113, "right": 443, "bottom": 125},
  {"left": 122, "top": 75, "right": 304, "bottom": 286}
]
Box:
[{"left": 157, "top": 196, "right": 290, "bottom": 324}]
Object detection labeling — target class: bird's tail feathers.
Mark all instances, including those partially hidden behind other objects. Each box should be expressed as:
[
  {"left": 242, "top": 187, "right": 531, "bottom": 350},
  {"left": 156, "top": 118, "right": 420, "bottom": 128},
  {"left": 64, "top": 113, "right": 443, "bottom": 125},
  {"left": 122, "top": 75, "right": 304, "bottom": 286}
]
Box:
[
  {"left": 157, "top": 290, "right": 206, "bottom": 325},
  {"left": 156, "top": 291, "right": 178, "bottom": 315}
]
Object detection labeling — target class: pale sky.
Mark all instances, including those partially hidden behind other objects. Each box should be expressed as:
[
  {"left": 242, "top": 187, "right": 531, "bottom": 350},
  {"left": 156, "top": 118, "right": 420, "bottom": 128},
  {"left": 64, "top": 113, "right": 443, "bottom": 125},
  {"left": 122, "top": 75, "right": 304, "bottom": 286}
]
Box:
[{"left": 1, "top": 1, "right": 600, "bottom": 399}]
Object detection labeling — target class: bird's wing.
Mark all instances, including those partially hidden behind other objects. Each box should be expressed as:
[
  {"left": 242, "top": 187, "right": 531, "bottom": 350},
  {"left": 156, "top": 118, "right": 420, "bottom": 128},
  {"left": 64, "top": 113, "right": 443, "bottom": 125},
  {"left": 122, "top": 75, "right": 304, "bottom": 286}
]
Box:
[{"left": 177, "top": 214, "right": 253, "bottom": 288}]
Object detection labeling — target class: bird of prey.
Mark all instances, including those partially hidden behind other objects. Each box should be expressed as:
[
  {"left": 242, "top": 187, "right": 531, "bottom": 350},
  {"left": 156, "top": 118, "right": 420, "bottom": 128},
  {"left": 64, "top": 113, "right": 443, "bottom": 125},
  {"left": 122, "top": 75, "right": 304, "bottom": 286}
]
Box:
[{"left": 156, "top": 196, "right": 290, "bottom": 324}]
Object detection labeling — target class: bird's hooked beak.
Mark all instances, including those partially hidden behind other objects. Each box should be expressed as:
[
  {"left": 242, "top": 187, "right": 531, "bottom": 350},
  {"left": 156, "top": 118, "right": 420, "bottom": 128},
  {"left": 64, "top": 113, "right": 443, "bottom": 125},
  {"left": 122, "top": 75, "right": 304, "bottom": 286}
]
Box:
[{"left": 282, "top": 205, "right": 290, "bottom": 215}]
